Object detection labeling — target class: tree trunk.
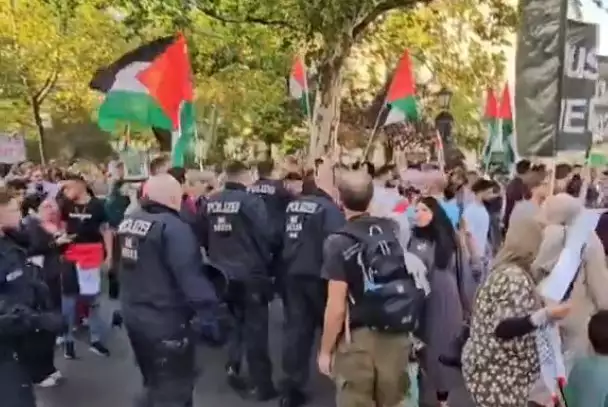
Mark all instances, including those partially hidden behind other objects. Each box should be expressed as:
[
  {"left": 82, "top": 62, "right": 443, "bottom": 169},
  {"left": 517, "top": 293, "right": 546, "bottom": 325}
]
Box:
[
  {"left": 310, "top": 44, "right": 349, "bottom": 160},
  {"left": 30, "top": 97, "right": 47, "bottom": 165}
]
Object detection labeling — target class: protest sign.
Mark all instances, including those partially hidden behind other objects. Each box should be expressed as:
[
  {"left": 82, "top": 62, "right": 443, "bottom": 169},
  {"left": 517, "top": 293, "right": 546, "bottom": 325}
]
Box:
[
  {"left": 120, "top": 149, "right": 149, "bottom": 180},
  {"left": 0, "top": 133, "right": 26, "bottom": 164}
]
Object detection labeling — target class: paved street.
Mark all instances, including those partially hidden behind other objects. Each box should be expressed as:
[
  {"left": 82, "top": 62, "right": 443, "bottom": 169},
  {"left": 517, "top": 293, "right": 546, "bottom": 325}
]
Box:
[{"left": 37, "top": 301, "right": 474, "bottom": 407}]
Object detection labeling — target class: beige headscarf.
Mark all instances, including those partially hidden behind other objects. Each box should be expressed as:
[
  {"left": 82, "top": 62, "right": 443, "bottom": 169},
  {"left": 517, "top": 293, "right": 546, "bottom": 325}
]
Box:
[
  {"left": 539, "top": 193, "right": 583, "bottom": 226},
  {"left": 492, "top": 216, "right": 544, "bottom": 280},
  {"left": 534, "top": 192, "right": 608, "bottom": 368}
]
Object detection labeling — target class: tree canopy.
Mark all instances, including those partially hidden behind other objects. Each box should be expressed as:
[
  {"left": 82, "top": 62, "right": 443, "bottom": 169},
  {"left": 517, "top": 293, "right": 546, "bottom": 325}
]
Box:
[{"left": 0, "top": 0, "right": 518, "bottom": 162}]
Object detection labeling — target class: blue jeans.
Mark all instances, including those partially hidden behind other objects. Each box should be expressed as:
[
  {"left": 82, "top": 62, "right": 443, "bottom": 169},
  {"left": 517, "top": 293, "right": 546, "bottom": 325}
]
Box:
[{"left": 61, "top": 294, "right": 106, "bottom": 343}]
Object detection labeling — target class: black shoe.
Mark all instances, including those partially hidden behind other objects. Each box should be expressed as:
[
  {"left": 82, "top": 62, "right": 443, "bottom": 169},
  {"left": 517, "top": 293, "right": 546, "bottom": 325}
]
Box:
[
  {"left": 226, "top": 364, "right": 246, "bottom": 391},
  {"left": 111, "top": 311, "right": 123, "bottom": 329},
  {"left": 241, "top": 384, "right": 278, "bottom": 402},
  {"left": 279, "top": 388, "right": 308, "bottom": 407},
  {"left": 64, "top": 341, "right": 76, "bottom": 359},
  {"left": 89, "top": 341, "right": 111, "bottom": 357},
  {"left": 438, "top": 354, "right": 462, "bottom": 368}
]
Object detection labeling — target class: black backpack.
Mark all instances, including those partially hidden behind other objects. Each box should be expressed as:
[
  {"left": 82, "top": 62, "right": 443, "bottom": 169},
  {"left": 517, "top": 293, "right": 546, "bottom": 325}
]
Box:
[{"left": 338, "top": 218, "right": 425, "bottom": 333}]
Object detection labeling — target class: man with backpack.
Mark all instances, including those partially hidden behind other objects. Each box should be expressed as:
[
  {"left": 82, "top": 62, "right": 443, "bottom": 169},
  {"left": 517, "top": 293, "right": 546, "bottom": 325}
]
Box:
[{"left": 318, "top": 171, "right": 425, "bottom": 407}]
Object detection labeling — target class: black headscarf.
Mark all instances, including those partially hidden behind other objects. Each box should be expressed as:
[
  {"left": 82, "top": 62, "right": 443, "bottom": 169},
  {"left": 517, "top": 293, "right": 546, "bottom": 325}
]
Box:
[{"left": 412, "top": 196, "right": 458, "bottom": 269}]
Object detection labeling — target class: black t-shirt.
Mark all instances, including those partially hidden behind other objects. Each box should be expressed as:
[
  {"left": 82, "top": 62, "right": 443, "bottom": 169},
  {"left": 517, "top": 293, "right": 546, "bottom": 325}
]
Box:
[
  {"left": 321, "top": 233, "right": 364, "bottom": 305},
  {"left": 61, "top": 198, "right": 108, "bottom": 243}
]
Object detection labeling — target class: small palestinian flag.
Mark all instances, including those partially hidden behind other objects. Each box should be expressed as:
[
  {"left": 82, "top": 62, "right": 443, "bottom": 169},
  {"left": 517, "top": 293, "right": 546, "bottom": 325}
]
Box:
[
  {"left": 384, "top": 50, "right": 419, "bottom": 125},
  {"left": 481, "top": 88, "right": 500, "bottom": 169},
  {"left": 498, "top": 83, "right": 516, "bottom": 171},
  {"left": 289, "top": 56, "right": 311, "bottom": 116},
  {"left": 90, "top": 34, "right": 195, "bottom": 167}
]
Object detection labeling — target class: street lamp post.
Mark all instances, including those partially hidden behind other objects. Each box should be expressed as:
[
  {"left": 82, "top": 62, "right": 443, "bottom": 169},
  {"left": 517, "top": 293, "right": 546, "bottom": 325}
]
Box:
[{"left": 435, "top": 86, "right": 454, "bottom": 145}]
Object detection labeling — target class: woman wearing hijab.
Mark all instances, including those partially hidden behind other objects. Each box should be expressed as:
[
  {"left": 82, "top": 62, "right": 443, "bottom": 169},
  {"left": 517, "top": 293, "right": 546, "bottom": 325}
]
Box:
[
  {"left": 462, "top": 217, "right": 571, "bottom": 407},
  {"left": 535, "top": 194, "right": 608, "bottom": 368},
  {"left": 408, "top": 196, "right": 476, "bottom": 407}
]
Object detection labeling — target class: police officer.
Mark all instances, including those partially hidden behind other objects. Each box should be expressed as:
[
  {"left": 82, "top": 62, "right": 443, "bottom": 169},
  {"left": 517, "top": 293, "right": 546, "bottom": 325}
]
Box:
[
  {"left": 0, "top": 187, "right": 64, "bottom": 407},
  {"left": 247, "top": 161, "right": 293, "bottom": 296},
  {"left": 117, "top": 174, "right": 218, "bottom": 407},
  {"left": 279, "top": 173, "right": 345, "bottom": 407},
  {"left": 200, "top": 161, "right": 275, "bottom": 401}
]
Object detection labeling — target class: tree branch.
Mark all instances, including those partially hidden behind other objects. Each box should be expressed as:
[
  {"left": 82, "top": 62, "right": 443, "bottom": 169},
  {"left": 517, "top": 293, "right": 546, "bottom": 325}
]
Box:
[
  {"left": 34, "top": 68, "right": 59, "bottom": 104},
  {"left": 195, "top": 3, "right": 297, "bottom": 30},
  {"left": 352, "top": 0, "right": 432, "bottom": 39}
]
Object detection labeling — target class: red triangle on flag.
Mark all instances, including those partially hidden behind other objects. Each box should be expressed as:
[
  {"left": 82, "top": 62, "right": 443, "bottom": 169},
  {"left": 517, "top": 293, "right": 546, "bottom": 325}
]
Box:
[
  {"left": 386, "top": 50, "right": 416, "bottom": 104},
  {"left": 484, "top": 88, "right": 499, "bottom": 119},
  {"left": 137, "top": 33, "right": 193, "bottom": 129},
  {"left": 498, "top": 83, "right": 513, "bottom": 120},
  {"left": 291, "top": 57, "right": 306, "bottom": 89}
]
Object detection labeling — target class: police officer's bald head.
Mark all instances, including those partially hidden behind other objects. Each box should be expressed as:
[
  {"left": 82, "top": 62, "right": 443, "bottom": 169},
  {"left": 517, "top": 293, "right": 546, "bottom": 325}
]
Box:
[
  {"left": 337, "top": 170, "right": 373, "bottom": 215},
  {"left": 145, "top": 174, "right": 182, "bottom": 211}
]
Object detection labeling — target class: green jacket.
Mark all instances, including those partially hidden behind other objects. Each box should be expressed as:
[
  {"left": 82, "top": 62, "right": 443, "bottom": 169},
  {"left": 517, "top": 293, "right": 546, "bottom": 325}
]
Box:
[{"left": 564, "top": 355, "right": 608, "bottom": 407}]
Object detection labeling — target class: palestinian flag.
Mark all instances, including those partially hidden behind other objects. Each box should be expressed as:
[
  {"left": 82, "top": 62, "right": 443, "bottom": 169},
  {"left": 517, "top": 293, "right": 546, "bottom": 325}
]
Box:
[
  {"left": 384, "top": 50, "right": 419, "bottom": 125},
  {"left": 89, "top": 34, "right": 195, "bottom": 167},
  {"left": 498, "top": 83, "right": 516, "bottom": 171},
  {"left": 481, "top": 88, "right": 500, "bottom": 169},
  {"left": 289, "top": 57, "right": 311, "bottom": 116}
]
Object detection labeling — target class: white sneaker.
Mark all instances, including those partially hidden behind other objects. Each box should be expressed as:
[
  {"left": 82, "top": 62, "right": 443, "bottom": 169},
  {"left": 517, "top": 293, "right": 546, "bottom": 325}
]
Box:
[{"left": 37, "top": 371, "right": 62, "bottom": 388}]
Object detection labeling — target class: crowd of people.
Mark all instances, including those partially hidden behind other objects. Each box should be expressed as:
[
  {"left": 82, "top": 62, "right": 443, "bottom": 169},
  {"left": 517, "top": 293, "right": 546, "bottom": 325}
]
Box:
[{"left": 0, "top": 154, "right": 607, "bottom": 407}]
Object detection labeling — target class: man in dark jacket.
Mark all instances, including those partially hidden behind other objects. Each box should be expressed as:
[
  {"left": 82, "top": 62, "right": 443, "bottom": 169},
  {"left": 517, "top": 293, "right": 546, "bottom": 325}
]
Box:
[
  {"left": 279, "top": 181, "right": 345, "bottom": 407},
  {"left": 200, "top": 161, "right": 276, "bottom": 400},
  {"left": 118, "top": 174, "right": 218, "bottom": 407}
]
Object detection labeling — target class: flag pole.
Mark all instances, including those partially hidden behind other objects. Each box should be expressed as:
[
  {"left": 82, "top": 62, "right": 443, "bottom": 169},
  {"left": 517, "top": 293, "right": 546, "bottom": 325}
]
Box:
[
  {"left": 171, "top": 102, "right": 183, "bottom": 167},
  {"left": 304, "top": 74, "right": 316, "bottom": 163},
  {"left": 362, "top": 104, "right": 386, "bottom": 159}
]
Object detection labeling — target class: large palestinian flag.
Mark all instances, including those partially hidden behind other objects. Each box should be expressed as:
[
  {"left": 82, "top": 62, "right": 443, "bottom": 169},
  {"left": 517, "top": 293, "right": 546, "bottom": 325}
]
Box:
[
  {"left": 384, "top": 50, "right": 419, "bottom": 125},
  {"left": 89, "top": 34, "right": 195, "bottom": 167}
]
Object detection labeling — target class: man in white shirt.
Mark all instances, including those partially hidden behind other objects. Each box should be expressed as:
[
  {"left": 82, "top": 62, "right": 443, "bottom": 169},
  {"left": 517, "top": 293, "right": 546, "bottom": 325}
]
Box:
[{"left": 462, "top": 179, "right": 494, "bottom": 260}]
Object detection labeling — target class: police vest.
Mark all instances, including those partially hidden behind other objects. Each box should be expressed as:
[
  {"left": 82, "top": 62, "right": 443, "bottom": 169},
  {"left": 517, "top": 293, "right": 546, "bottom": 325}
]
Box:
[
  {"left": 282, "top": 198, "right": 325, "bottom": 276},
  {"left": 206, "top": 200, "right": 242, "bottom": 236},
  {"left": 117, "top": 217, "right": 153, "bottom": 268}
]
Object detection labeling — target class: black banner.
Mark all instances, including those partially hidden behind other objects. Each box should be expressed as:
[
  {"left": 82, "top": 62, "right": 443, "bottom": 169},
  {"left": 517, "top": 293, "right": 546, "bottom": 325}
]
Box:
[
  {"left": 590, "top": 55, "right": 608, "bottom": 145},
  {"left": 515, "top": 0, "right": 568, "bottom": 157},
  {"left": 558, "top": 20, "right": 598, "bottom": 151}
]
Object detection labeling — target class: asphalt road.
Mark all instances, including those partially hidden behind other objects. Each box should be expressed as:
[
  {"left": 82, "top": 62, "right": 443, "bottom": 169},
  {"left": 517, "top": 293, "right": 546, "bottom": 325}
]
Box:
[{"left": 37, "top": 301, "right": 474, "bottom": 407}]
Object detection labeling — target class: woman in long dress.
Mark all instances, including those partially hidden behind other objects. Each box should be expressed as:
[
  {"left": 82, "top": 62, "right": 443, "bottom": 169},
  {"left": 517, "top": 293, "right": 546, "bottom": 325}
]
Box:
[{"left": 408, "top": 196, "right": 476, "bottom": 407}]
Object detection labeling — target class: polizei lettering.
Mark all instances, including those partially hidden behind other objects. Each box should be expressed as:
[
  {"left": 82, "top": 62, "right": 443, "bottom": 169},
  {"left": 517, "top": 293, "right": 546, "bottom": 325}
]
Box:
[
  {"left": 286, "top": 201, "right": 318, "bottom": 214},
  {"left": 248, "top": 184, "right": 276, "bottom": 195},
  {"left": 207, "top": 201, "right": 241, "bottom": 214},
  {"left": 118, "top": 219, "right": 152, "bottom": 237}
]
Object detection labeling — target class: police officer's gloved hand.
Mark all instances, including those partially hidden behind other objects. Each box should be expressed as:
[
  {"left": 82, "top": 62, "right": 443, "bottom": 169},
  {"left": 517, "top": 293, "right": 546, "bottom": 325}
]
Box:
[
  {"left": 193, "top": 303, "right": 230, "bottom": 347},
  {"left": 0, "top": 304, "right": 36, "bottom": 335},
  {"left": 31, "top": 311, "right": 67, "bottom": 334}
]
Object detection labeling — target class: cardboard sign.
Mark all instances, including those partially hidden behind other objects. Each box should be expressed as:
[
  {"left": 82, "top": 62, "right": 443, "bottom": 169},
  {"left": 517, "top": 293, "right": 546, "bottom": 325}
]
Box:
[{"left": 0, "top": 133, "right": 26, "bottom": 164}]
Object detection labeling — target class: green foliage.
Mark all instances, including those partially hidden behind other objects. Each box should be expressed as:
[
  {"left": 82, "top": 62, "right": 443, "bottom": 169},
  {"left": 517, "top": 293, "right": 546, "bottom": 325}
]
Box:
[{"left": 0, "top": 0, "right": 519, "bottom": 161}]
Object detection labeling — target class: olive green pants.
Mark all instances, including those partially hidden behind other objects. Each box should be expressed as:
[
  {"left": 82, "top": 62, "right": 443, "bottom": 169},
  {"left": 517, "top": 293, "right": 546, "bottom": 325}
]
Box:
[{"left": 333, "top": 327, "right": 411, "bottom": 407}]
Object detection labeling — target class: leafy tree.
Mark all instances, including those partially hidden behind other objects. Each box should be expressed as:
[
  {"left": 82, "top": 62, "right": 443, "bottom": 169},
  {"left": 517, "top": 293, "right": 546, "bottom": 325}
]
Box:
[
  {"left": 0, "top": 0, "right": 127, "bottom": 162},
  {"left": 110, "top": 0, "right": 516, "bottom": 160},
  {"left": 361, "top": 0, "right": 514, "bottom": 151}
]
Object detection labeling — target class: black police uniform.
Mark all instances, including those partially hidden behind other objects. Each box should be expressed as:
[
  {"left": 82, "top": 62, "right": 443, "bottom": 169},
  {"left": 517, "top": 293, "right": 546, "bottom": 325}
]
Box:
[
  {"left": 247, "top": 178, "right": 292, "bottom": 298},
  {"left": 279, "top": 193, "right": 345, "bottom": 401},
  {"left": 0, "top": 235, "right": 64, "bottom": 407},
  {"left": 201, "top": 181, "right": 274, "bottom": 398},
  {"left": 117, "top": 200, "right": 218, "bottom": 407}
]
